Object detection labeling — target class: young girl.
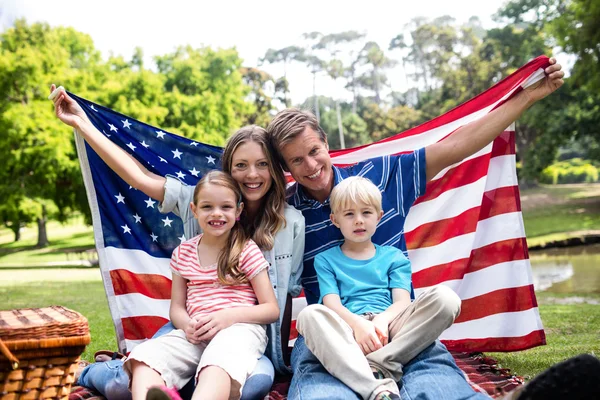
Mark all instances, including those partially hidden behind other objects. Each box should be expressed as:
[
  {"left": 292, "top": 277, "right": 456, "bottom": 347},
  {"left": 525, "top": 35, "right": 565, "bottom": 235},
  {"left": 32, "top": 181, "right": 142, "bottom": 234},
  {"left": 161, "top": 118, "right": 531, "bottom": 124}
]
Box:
[{"left": 124, "top": 171, "right": 279, "bottom": 400}]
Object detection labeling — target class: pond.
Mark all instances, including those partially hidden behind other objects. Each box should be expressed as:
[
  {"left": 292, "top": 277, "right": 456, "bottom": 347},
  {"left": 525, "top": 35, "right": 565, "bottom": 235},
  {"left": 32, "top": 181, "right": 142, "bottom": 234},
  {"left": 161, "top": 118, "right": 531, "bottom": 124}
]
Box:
[{"left": 530, "top": 244, "right": 600, "bottom": 294}]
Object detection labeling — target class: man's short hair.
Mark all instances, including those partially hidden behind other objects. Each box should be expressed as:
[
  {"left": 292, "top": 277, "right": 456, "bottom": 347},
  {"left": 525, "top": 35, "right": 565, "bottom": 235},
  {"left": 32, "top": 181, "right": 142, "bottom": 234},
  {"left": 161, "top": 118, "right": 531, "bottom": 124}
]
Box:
[
  {"left": 330, "top": 176, "right": 383, "bottom": 215},
  {"left": 267, "top": 108, "right": 327, "bottom": 166}
]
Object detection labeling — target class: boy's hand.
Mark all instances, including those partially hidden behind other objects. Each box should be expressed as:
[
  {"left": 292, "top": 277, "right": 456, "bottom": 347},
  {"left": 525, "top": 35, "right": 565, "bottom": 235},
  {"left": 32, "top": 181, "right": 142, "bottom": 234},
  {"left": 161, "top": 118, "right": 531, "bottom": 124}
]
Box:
[
  {"left": 372, "top": 314, "right": 390, "bottom": 346},
  {"left": 352, "top": 318, "right": 383, "bottom": 355}
]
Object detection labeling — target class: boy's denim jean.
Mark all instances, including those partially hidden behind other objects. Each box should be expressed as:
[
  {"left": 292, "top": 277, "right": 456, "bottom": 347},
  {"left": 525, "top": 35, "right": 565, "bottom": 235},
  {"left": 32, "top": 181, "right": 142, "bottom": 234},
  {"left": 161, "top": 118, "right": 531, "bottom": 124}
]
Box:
[
  {"left": 288, "top": 335, "right": 491, "bottom": 400},
  {"left": 77, "top": 323, "right": 274, "bottom": 400}
]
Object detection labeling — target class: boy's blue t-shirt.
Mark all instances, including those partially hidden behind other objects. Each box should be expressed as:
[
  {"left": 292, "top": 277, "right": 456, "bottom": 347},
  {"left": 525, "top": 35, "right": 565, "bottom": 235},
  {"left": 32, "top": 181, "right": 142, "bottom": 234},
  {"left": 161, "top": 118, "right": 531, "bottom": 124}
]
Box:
[{"left": 314, "top": 244, "right": 412, "bottom": 315}]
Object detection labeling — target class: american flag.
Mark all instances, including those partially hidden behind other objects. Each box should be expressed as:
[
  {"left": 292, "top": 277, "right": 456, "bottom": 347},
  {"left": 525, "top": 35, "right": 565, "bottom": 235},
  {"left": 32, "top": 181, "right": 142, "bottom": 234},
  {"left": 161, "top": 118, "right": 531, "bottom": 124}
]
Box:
[{"left": 74, "top": 56, "right": 549, "bottom": 354}]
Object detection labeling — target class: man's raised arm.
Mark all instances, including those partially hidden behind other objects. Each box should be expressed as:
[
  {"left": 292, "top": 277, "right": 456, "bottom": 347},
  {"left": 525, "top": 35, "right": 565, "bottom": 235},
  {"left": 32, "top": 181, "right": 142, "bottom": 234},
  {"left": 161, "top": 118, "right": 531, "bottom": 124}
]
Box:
[{"left": 425, "top": 58, "right": 564, "bottom": 182}]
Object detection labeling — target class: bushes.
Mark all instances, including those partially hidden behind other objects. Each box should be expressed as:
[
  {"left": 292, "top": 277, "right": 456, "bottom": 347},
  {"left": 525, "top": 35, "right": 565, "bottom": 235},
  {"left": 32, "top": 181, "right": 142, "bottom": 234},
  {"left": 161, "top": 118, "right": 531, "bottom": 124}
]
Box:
[{"left": 539, "top": 159, "right": 599, "bottom": 184}]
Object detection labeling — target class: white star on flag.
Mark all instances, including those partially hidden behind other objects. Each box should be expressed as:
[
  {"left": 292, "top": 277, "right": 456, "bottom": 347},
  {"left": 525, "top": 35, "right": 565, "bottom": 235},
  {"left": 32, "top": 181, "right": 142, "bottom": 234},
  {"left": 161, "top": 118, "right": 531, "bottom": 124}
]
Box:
[
  {"left": 144, "top": 197, "right": 156, "bottom": 208},
  {"left": 156, "top": 130, "right": 166, "bottom": 139},
  {"left": 133, "top": 214, "right": 142, "bottom": 223},
  {"left": 178, "top": 234, "right": 186, "bottom": 243},
  {"left": 150, "top": 232, "right": 158, "bottom": 242},
  {"left": 90, "top": 105, "right": 98, "bottom": 112},
  {"left": 189, "top": 167, "right": 200, "bottom": 177},
  {"left": 121, "top": 224, "right": 131, "bottom": 234},
  {"left": 190, "top": 142, "right": 199, "bottom": 146},
  {"left": 126, "top": 142, "right": 136, "bottom": 151},
  {"left": 172, "top": 149, "right": 182, "bottom": 159},
  {"left": 108, "top": 123, "right": 118, "bottom": 132},
  {"left": 176, "top": 171, "right": 186, "bottom": 179},
  {"left": 115, "top": 193, "right": 125, "bottom": 204},
  {"left": 162, "top": 216, "right": 173, "bottom": 227},
  {"left": 206, "top": 155, "right": 216, "bottom": 164},
  {"left": 122, "top": 119, "right": 132, "bottom": 129},
  {"left": 141, "top": 141, "right": 150, "bottom": 148},
  {"left": 159, "top": 157, "right": 167, "bottom": 163}
]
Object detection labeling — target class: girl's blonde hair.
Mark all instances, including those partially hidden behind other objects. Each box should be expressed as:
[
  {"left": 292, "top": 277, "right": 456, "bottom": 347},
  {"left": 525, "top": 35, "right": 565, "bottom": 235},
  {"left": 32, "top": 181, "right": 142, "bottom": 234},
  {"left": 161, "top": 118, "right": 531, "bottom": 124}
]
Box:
[
  {"left": 329, "top": 176, "right": 383, "bottom": 215},
  {"left": 193, "top": 171, "right": 248, "bottom": 285},
  {"left": 222, "top": 125, "right": 286, "bottom": 250}
]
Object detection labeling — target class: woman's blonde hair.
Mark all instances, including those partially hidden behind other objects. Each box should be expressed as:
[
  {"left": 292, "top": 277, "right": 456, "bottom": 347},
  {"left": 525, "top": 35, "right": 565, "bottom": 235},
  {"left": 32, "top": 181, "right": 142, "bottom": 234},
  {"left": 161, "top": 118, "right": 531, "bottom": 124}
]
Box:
[
  {"left": 329, "top": 176, "right": 383, "bottom": 215},
  {"left": 193, "top": 171, "right": 248, "bottom": 285},
  {"left": 222, "top": 125, "right": 286, "bottom": 250}
]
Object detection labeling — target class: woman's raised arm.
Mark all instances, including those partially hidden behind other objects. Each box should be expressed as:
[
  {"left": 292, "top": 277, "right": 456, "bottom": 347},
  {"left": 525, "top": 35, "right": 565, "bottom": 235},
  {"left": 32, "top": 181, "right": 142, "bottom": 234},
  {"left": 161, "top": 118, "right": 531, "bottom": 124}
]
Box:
[{"left": 50, "top": 84, "right": 166, "bottom": 202}]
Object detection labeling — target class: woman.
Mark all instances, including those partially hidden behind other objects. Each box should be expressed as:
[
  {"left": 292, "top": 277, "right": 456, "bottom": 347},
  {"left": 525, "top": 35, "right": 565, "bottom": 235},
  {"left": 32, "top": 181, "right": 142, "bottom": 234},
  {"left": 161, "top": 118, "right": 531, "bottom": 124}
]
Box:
[{"left": 50, "top": 85, "right": 305, "bottom": 399}]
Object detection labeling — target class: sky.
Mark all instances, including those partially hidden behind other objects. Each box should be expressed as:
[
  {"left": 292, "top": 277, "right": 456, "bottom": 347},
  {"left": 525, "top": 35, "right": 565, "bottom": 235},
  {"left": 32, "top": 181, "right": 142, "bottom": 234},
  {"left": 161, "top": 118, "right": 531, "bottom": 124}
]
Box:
[{"left": 2, "top": 0, "right": 510, "bottom": 104}]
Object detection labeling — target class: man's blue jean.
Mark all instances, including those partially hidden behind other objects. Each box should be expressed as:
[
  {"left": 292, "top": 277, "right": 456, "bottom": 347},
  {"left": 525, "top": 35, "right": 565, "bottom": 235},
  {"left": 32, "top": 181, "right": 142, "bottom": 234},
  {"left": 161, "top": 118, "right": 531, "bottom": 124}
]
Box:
[
  {"left": 77, "top": 323, "right": 275, "bottom": 400},
  {"left": 288, "top": 335, "right": 491, "bottom": 400}
]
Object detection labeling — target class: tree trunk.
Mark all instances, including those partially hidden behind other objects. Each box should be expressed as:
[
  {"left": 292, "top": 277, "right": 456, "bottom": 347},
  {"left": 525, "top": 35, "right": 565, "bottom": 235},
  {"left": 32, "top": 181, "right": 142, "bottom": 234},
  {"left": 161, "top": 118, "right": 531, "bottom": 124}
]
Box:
[
  {"left": 12, "top": 225, "right": 21, "bottom": 242},
  {"left": 336, "top": 101, "right": 345, "bottom": 149},
  {"left": 313, "top": 72, "right": 320, "bottom": 122},
  {"left": 36, "top": 204, "right": 49, "bottom": 248},
  {"left": 373, "top": 68, "right": 381, "bottom": 104}
]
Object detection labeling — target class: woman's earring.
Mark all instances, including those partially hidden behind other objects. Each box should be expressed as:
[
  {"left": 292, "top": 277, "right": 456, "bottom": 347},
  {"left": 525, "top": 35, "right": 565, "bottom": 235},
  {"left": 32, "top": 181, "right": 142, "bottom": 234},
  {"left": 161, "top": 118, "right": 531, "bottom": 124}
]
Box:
[{"left": 236, "top": 216, "right": 240, "bottom": 221}]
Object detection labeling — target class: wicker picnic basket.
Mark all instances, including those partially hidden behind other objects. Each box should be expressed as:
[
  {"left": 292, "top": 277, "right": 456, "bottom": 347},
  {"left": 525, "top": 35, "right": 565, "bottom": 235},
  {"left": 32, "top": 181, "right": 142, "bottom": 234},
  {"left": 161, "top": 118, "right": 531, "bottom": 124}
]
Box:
[{"left": 0, "top": 306, "right": 91, "bottom": 400}]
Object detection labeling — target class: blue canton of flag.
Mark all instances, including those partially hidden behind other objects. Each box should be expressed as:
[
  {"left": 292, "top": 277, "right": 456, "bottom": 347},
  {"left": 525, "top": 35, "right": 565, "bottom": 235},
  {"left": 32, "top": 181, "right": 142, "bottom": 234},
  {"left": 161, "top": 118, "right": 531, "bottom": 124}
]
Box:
[{"left": 71, "top": 92, "right": 222, "bottom": 257}]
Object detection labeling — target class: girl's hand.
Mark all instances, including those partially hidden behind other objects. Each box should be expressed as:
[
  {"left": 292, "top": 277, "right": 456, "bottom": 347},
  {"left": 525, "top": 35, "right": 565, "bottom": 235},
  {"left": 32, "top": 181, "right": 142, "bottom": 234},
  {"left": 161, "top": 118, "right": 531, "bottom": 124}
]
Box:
[
  {"left": 49, "top": 84, "right": 90, "bottom": 128},
  {"left": 194, "top": 309, "right": 237, "bottom": 342},
  {"left": 185, "top": 318, "right": 203, "bottom": 345},
  {"left": 352, "top": 318, "right": 383, "bottom": 355}
]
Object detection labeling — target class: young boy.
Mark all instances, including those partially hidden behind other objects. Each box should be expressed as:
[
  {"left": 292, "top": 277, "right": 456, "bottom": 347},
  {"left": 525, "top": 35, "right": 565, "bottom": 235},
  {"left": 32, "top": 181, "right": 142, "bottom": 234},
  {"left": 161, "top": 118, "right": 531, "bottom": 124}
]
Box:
[{"left": 296, "top": 176, "right": 462, "bottom": 400}]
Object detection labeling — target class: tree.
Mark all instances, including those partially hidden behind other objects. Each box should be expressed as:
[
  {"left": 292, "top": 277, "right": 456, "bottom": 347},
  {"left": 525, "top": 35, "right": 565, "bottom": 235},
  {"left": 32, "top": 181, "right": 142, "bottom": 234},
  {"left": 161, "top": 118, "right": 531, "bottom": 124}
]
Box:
[
  {"left": 313, "top": 31, "right": 365, "bottom": 148},
  {"left": 260, "top": 46, "right": 306, "bottom": 107},
  {"left": 0, "top": 20, "right": 103, "bottom": 246},
  {"left": 240, "top": 66, "right": 276, "bottom": 127},
  {"left": 358, "top": 42, "right": 396, "bottom": 104}
]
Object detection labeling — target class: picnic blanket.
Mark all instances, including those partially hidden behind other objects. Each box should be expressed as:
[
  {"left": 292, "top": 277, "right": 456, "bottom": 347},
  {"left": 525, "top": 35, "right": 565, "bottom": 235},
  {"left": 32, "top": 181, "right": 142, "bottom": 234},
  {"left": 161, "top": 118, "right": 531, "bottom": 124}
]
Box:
[
  {"left": 73, "top": 56, "right": 552, "bottom": 356},
  {"left": 68, "top": 352, "right": 524, "bottom": 399}
]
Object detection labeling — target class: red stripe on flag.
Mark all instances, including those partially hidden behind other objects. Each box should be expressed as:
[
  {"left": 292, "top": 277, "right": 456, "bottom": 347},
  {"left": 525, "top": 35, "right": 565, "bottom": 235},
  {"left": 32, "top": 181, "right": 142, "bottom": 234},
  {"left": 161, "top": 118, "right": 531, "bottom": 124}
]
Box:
[
  {"left": 122, "top": 315, "right": 169, "bottom": 341},
  {"left": 443, "top": 329, "right": 546, "bottom": 352},
  {"left": 412, "top": 237, "right": 528, "bottom": 288},
  {"left": 480, "top": 186, "right": 522, "bottom": 219},
  {"left": 110, "top": 269, "right": 172, "bottom": 299},
  {"left": 407, "top": 207, "right": 480, "bottom": 249},
  {"left": 289, "top": 320, "right": 298, "bottom": 341},
  {"left": 415, "top": 159, "right": 489, "bottom": 206},
  {"left": 407, "top": 186, "right": 522, "bottom": 250},
  {"left": 454, "top": 286, "right": 538, "bottom": 324}
]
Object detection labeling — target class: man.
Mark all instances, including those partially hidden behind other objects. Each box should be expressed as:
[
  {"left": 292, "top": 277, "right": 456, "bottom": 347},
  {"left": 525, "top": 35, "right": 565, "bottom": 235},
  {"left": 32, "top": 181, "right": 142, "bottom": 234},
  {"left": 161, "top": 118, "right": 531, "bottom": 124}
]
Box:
[{"left": 266, "top": 58, "right": 598, "bottom": 400}]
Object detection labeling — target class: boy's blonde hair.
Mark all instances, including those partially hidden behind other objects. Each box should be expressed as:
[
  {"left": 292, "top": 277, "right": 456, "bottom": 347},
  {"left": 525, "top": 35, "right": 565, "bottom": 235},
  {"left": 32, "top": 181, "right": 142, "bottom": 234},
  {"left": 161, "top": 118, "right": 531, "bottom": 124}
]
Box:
[{"left": 329, "top": 176, "right": 382, "bottom": 214}]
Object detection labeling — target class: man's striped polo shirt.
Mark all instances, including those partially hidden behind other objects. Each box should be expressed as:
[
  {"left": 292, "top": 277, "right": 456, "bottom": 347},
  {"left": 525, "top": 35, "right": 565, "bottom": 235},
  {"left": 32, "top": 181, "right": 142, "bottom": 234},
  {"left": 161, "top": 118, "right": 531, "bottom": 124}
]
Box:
[{"left": 288, "top": 148, "right": 427, "bottom": 305}]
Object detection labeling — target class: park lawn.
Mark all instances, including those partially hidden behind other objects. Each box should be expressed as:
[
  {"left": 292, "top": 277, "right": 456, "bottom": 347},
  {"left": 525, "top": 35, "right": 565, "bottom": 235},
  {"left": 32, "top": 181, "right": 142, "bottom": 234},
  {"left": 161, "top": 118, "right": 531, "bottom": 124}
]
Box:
[
  {"left": 0, "top": 216, "right": 94, "bottom": 267},
  {"left": 2, "top": 276, "right": 599, "bottom": 379},
  {"left": 521, "top": 183, "right": 600, "bottom": 247},
  {"left": 488, "top": 291, "right": 600, "bottom": 379}
]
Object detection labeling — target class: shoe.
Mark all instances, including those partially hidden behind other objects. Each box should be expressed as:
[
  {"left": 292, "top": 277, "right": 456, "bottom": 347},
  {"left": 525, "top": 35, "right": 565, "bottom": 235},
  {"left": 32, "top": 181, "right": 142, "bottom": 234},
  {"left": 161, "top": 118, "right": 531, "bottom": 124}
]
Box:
[
  {"left": 146, "top": 386, "right": 183, "bottom": 400},
  {"left": 373, "top": 369, "right": 386, "bottom": 380},
  {"left": 499, "top": 354, "right": 600, "bottom": 400}
]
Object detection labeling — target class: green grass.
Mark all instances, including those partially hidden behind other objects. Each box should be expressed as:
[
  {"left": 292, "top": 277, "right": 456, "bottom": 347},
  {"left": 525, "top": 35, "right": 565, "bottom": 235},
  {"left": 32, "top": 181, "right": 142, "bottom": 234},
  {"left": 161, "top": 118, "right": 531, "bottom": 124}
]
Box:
[
  {"left": 0, "top": 216, "right": 94, "bottom": 267},
  {"left": 0, "top": 278, "right": 116, "bottom": 362},
  {"left": 488, "top": 292, "right": 600, "bottom": 379},
  {"left": 521, "top": 184, "right": 600, "bottom": 246}
]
